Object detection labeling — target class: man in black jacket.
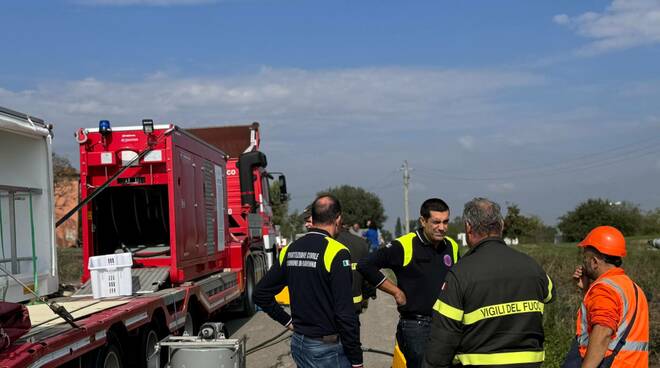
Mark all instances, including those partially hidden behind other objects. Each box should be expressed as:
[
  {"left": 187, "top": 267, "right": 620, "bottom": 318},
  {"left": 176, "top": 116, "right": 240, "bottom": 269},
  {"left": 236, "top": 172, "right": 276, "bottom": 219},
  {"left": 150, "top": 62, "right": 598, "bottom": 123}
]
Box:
[
  {"left": 336, "top": 228, "right": 371, "bottom": 314},
  {"left": 254, "top": 195, "right": 363, "bottom": 368},
  {"left": 423, "top": 198, "right": 554, "bottom": 368},
  {"left": 358, "top": 198, "right": 460, "bottom": 368}
]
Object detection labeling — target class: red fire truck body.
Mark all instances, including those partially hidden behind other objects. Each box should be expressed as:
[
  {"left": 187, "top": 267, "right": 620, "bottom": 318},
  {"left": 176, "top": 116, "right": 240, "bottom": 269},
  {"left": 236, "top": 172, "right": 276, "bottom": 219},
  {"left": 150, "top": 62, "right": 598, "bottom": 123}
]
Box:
[
  {"left": 0, "top": 122, "right": 283, "bottom": 368},
  {"left": 188, "top": 123, "right": 284, "bottom": 269}
]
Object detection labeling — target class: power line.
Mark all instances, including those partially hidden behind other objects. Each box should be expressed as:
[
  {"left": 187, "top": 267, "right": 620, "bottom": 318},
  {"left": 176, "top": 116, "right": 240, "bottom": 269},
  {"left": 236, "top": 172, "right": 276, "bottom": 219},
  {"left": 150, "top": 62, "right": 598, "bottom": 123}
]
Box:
[{"left": 416, "top": 142, "right": 660, "bottom": 182}]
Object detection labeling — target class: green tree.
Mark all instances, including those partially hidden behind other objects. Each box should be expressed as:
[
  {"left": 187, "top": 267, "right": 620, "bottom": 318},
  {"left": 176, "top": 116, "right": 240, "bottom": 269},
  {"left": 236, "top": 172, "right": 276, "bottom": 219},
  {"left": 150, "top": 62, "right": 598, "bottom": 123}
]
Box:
[
  {"left": 640, "top": 208, "right": 660, "bottom": 235},
  {"left": 280, "top": 210, "right": 304, "bottom": 242},
  {"left": 503, "top": 204, "right": 556, "bottom": 243},
  {"left": 408, "top": 219, "right": 418, "bottom": 233},
  {"left": 269, "top": 181, "right": 304, "bottom": 242},
  {"left": 381, "top": 229, "right": 393, "bottom": 243},
  {"left": 394, "top": 217, "right": 402, "bottom": 238},
  {"left": 269, "top": 180, "right": 288, "bottom": 228},
  {"left": 503, "top": 204, "right": 527, "bottom": 239},
  {"left": 318, "top": 185, "right": 387, "bottom": 227},
  {"left": 52, "top": 152, "right": 78, "bottom": 186},
  {"left": 558, "top": 198, "right": 643, "bottom": 242}
]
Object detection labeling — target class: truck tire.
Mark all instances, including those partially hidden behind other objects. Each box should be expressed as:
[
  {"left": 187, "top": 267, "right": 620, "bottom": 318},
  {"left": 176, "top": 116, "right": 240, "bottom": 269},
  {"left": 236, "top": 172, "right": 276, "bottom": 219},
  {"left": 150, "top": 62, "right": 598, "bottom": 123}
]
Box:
[
  {"left": 181, "top": 298, "right": 205, "bottom": 337},
  {"left": 183, "top": 311, "right": 195, "bottom": 336},
  {"left": 83, "top": 333, "right": 123, "bottom": 368},
  {"left": 241, "top": 259, "right": 257, "bottom": 316},
  {"left": 138, "top": 323, "right": 161, "bottom": 368}
]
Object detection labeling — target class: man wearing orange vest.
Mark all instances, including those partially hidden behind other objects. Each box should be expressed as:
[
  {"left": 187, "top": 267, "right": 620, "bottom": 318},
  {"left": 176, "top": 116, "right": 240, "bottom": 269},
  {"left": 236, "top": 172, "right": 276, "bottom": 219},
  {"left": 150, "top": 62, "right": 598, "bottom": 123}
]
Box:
[{"left": 565, "top": 226, "right": 649, "bottom": 367}]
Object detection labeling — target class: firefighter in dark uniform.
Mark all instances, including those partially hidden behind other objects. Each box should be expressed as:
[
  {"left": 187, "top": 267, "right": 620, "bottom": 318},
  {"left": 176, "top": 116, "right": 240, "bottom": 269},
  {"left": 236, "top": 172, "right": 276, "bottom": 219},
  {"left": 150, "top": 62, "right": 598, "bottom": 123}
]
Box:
[
  {"left": 254, "top": 195, "right": 363, "bottom": 368},
  {"left": 336, "top": 228, "right": 371, "bottom": 314},
  {"left": 358, "top": 198, "right": 460, "bottom": 368},
  {"left": 423, "top": 198, "right": 554, "bottom": 368}
]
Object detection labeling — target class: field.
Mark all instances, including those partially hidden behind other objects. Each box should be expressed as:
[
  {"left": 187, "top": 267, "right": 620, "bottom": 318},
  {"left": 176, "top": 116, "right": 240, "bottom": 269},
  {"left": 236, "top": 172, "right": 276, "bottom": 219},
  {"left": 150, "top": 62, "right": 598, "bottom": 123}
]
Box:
[{"left": 517, "top": 237, "right": 659, "bottom": 367}]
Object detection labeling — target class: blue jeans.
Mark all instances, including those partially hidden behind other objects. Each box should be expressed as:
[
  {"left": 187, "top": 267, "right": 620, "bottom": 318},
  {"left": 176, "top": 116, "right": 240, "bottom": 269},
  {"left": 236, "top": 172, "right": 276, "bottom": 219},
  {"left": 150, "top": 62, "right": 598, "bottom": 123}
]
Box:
[
  {"left": 290, "top": 332, "right": 352, "bottom": 368},
  {"left": 396, "top": 318, "right": 431, "bottom": 368}
]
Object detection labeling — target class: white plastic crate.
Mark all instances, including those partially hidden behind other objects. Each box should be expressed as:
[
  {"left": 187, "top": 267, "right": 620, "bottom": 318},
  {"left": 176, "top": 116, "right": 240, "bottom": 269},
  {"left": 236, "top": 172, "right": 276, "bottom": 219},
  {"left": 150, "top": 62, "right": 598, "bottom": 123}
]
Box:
[{"left": 88, "top": 253, "right": 133, "bottom": 299}]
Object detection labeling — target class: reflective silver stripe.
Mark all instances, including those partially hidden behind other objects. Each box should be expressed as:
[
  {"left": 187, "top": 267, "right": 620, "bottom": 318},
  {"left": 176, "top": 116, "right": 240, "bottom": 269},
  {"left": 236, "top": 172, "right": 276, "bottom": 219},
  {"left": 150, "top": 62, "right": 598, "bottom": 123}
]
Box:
[
  {"left": 28, "top": 338, "right": 91, "bottom": 368},
  {"left": 168, "top": 315, "right": 188, "bottom": 330},
  {"left": 597, "top": 279, "right": 630, "bottom": 351},
  {"left": 578, "top": 303, "right": 589, "bottom": 346},
  {"left": 94, "top": 330, "right": 106, "bottom": 342},
  {"left": 621, "top": 341, "right": 648, "bottom": 351},
  {"left": 124, "top": 312, "right": 149, "bottom": 327}
]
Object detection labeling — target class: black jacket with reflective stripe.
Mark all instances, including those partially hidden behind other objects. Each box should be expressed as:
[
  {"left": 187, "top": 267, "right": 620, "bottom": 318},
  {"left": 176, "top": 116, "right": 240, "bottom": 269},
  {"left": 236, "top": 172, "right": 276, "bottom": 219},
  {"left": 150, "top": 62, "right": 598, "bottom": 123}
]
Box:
[
  {"left": 357, "top": 230, "right": 460, "bottom": 317},
  {"left": 423, "top": 238, "right": 554, "bottom": 368},
  {"left": 336, "top": 230, "right": 370, "bottom": 313},
  {"left": 253, "top": 228, "right": 362, "bottom": 365}
]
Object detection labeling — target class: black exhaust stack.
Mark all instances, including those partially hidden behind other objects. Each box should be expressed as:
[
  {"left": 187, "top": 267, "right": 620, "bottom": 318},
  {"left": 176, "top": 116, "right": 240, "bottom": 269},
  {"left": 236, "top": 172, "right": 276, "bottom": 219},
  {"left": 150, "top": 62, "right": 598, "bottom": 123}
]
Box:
[{"left": 236, "top": 151, "right": 267, "bottom": 212}]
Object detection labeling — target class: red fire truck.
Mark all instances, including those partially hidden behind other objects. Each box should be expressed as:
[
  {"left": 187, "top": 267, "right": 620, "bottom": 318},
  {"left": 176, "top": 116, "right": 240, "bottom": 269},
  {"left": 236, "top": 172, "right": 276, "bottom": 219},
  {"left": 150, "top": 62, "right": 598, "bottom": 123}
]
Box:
[{"left": 0, "top": 120, "right": 286, "bottom": 368}]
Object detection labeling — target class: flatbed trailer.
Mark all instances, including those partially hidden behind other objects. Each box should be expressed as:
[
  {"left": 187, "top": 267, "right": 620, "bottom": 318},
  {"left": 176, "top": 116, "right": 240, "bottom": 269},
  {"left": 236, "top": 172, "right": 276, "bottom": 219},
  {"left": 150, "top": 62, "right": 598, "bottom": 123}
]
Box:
[{"left": 1, "top": 268, "right": 240, "bottom": 367}]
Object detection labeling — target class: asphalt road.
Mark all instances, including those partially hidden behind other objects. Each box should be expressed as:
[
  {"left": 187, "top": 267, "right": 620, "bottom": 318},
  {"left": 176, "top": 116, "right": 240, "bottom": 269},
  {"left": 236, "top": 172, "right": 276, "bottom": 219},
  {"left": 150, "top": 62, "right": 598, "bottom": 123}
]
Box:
[{"left": 224, "top": 290, "right": 399, "bottom": 368}]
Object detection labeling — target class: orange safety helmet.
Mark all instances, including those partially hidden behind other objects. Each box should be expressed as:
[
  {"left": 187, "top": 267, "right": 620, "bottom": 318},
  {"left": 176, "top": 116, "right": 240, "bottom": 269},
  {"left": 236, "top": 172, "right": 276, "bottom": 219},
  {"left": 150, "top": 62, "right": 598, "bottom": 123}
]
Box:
[{"left": 578, "top": 225, "right": 626, "bottom": 257}]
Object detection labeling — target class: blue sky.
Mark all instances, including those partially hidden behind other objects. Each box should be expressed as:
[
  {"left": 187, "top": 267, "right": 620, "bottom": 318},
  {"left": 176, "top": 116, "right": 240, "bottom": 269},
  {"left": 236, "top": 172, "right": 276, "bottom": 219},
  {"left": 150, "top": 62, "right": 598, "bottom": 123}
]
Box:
[{"left": 2, "top": 0, "right": 660, "bottom": 231}]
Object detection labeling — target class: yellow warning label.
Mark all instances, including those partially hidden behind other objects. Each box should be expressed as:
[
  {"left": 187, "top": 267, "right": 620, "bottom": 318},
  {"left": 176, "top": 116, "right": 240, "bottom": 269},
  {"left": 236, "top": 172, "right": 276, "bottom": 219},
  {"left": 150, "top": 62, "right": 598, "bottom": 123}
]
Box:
[{"left": 23, "top": 284, "right": 35, "bottom": 295}]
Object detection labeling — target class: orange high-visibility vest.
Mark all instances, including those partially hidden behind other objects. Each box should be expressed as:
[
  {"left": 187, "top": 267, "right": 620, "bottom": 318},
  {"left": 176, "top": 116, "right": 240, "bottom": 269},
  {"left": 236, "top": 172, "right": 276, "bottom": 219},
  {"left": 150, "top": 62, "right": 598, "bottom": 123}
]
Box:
[{"left": 576, "top": 268, "right": 649, "bottom": 367}]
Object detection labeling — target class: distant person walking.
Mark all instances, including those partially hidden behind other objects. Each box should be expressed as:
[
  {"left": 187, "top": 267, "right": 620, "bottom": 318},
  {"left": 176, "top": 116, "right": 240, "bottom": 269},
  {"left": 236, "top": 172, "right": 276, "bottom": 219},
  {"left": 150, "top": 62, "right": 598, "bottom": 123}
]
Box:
[
  {"left": 363, "top": 221, "right": 380, "bottom": 253},
  {"left": 562, "top": 226, "right": 649, "bottom": 368}
]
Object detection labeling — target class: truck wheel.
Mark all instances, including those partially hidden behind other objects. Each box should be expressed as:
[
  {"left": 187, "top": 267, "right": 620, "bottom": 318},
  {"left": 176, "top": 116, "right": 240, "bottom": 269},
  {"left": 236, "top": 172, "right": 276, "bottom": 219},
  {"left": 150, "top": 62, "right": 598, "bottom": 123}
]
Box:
[
  {"left": 83, "top": 333, "right": 123, "bottom": 368},
  {"left": 100, "top": 345, "right": 122, "bottom": 368},
  {"left": 138, "top": 324, "right": 161, "bottom": 368},
  {"left": 183, "top": 310, "right": 199, "bottom": 336},
  {"left": 241, "top": 260, "right": 257, "bottom": 316}
]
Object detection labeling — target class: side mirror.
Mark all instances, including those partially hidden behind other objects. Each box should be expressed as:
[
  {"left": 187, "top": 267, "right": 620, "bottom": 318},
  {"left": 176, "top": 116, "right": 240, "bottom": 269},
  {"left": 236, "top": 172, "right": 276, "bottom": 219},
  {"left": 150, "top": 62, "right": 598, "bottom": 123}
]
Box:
[{"left": 278, "top": 175, "right": 288, "bottom": 202}]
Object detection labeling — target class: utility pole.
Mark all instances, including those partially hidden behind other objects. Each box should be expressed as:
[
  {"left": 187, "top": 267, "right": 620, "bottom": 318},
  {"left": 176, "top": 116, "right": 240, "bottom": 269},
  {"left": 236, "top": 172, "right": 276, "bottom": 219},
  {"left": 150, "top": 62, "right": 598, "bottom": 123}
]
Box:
[{"left": 401, "top": 160, "right": 411, "bottom": 233}]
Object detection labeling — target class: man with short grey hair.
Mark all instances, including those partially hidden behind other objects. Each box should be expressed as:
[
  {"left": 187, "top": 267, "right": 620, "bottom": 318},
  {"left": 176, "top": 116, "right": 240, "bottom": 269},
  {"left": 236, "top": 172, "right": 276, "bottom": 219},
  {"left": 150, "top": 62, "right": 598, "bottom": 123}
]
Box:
[{"left": 423, "top": 197, "right": 554, "bottom": 368}]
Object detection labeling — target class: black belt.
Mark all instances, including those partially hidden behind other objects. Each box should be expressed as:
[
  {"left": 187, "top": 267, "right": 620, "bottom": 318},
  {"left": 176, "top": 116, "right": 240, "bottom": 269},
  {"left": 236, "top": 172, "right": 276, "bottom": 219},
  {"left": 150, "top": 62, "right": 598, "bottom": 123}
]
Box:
[
  {"left": 400, "top": 313, "right": 432, "bottom": 322},
  {"left": 308, "top": 334, "right": 339, "bottom": 344}
]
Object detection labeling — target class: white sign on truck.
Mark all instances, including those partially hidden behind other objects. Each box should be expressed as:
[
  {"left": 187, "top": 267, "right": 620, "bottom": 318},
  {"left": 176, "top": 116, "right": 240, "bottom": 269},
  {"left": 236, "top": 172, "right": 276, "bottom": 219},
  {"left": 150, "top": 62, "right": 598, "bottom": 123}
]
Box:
[{"left": 0, "top": 106, "right": 58, "bottom": 302}]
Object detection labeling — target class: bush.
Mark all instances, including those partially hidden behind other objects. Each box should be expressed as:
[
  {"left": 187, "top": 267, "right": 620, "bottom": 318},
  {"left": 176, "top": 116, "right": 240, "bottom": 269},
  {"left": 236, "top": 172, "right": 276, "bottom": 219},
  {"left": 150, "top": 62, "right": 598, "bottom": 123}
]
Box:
[
  {"left": 517, "top": 238, "right": 659, "bottom": 367},
  {"left": 504, "top": 204, "right": 556, "bottom": 244},
  {"left": 558, "top": 198, "right": 644, "bottom": 242}
]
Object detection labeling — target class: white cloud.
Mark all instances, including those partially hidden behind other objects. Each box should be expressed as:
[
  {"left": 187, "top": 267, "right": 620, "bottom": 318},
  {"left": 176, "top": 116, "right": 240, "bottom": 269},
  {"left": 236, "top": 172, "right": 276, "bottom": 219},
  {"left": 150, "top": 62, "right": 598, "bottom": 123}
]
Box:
[
  {"left": 458, "top": 135, "right": 475, "bottom": 151},
  {"left": 554, "top": 0, "right": 660, "bottom": 54},
  {"left": 552, "top": 14, "right": 570, "bottom": 25},
  {"left": 0, "top": 67, "right": 541, "bottom": 154},
  {"left": 75, "top": 0, "right": 216, "bottom": 6}
]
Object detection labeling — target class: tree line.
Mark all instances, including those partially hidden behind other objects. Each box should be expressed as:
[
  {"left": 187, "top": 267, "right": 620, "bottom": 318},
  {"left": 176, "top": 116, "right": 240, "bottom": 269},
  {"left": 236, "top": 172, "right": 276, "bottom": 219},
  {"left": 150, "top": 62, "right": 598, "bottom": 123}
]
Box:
[{"left": 271, "top": 183, "right": 660, "bottom": 244}]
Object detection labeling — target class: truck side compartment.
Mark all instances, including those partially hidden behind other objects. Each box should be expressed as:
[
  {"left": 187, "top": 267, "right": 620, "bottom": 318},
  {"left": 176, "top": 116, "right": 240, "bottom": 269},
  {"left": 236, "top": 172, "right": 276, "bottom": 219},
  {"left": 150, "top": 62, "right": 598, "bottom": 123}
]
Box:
[{"left": 79, "top": 125, "right": 231, "bottom": 285}]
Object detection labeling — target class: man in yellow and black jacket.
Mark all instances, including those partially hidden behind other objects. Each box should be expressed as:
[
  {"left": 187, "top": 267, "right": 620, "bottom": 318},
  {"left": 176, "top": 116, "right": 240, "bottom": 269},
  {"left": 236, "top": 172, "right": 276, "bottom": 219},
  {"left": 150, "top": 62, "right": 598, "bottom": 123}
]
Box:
[
  {"left": 336, "top": 228, "right": 371, "bottom": 314},
  {"left": 254, "top": 195, "right": 363, "bottom": 368},
  {"left": 423, "top": 198, "right": 554, "bottom": 368},
  {"left": 358, "top": 198, "right": 460, "bottom": 368}
]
